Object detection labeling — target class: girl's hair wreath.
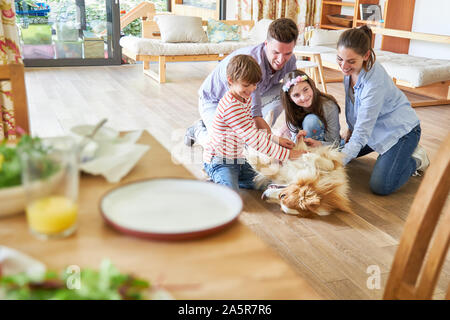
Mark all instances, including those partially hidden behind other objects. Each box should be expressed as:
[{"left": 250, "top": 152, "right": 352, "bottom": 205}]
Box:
[{"left": 282, "top": 75, "right": 308, "bottom": 92}]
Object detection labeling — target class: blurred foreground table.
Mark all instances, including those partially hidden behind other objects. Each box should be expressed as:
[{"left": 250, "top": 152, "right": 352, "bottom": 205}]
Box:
[{"left": 0, "top": 131, "right": 321, "bottom": 299}]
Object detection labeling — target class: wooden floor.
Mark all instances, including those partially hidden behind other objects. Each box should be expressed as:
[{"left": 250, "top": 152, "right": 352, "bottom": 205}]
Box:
[{"left": 25, "top": 62, "right": 450, "bottom": 299}]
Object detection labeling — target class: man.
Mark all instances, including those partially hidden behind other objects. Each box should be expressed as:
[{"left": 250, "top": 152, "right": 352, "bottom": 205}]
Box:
[{"left": 185, "top": 18, "right": 299, "bottom": 147}]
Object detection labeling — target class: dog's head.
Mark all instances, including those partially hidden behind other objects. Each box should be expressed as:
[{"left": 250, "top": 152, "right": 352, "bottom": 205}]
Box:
[{"left": 262, "top": 183, "right": 327, "bottom": 217}]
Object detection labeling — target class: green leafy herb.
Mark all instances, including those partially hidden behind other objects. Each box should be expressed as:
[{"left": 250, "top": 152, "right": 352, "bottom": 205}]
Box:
[
  {"left": 0, "top": 260, "right": 150, "bottom": 300},
  {"left": 0, "top": 135, "right": 59, "bottom": 189}
]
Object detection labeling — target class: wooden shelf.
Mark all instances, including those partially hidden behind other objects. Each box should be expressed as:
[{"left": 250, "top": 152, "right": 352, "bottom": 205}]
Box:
[
  {"left": 356, "top": 19, "right": 384, "bottom": 26},
  {"left": 323, "top": 1, "right": 355, "bottom": 7},
  {"left": 320, "top": 24, "right": 351, "bottom": 30}
]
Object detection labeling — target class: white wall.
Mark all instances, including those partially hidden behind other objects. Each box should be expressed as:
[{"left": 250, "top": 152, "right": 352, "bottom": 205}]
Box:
[
  {"left": 409, "top": 0, "right": 450, "bottom": 59},
  {"left": 342, "top": 0, "right": 450, "bottom": 59}
]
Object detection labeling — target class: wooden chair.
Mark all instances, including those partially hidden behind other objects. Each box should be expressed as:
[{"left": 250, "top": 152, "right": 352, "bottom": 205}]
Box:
[
  {"left": 0, "top": 64, "right": 30, "bottom": 135},
  {"left": 384, "top": 133, "right": 450, "bottom": 299}
]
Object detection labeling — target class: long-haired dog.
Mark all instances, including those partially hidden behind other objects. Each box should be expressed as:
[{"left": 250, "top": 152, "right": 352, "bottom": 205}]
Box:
[{"left": 246, "top": 137, "right": 352, "bottom": 217}]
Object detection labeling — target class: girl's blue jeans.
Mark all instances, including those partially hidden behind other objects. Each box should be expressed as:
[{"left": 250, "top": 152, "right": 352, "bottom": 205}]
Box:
[
  {"left": 204, "top": 157, "right": 268, "bottom": 193},
  {"left": 299, "top": 114, "right": 345, "bottom": 147},
  {"left": 302, "top": 114, "right": 326, "bottom": 141},
  {"left": 357, "top": 124, "right": 421, "bottom": 196}
]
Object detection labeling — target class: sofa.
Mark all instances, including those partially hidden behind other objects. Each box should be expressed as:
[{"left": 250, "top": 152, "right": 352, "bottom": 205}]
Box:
[{"left": 119, "top": 3, "right": 274, "bottom": 83}]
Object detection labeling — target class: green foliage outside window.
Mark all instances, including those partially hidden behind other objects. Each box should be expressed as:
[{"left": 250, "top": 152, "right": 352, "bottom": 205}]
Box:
[{"left": 16, "top": 0, "right": 168, "bottom": 37}]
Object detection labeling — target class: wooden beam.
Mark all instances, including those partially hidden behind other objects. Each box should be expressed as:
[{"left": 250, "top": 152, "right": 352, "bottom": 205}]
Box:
[
  {"left": 372, "top": 27, "right": 450, "bottom": 44},
  {"left": 395, "top": 80, "right": 450, "bottom": 101},
  {"left": 411, "top": 100, "right": 450, "bottom": 108}
]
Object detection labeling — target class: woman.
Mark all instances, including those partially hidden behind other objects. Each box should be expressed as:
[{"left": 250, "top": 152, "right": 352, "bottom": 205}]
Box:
[{"left": 328, "top": 25, "right": 428, "bottom": 195}]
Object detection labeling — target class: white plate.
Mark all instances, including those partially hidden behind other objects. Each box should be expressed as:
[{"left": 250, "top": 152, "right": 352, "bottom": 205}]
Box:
[{"left": 100, "top": 178, "right": 243, "bottom": 240}]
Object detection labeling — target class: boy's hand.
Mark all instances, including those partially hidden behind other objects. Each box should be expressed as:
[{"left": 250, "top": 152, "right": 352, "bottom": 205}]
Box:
[
  {"left": 304, "top": 138, "right": 322, "bottom": 148},
  {"left": 277, "top": 136, "right": 295, "bottom": 149},
  {"left": 288, "top": 149, "right": 306, "bottom": 160},
  {"left": 295, "top": 130, "right": 307, "bottom": 141}
]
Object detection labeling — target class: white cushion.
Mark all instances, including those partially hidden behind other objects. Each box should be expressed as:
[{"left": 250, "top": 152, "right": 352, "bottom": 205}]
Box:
[
  {"left": 309, "top": 29, "right": 345, "bottom": 48},
  {"left": 249, "top": 19, "right": 273, "bottom": 43},
  {"left": 120, "top": 36, "right": 255, "bottom": 56},
  {"left": 375, "top": 50, "right": 450, "bottom": 87},
  {"left": 154, "top": 15, "right": 208, "bottom": 43}
]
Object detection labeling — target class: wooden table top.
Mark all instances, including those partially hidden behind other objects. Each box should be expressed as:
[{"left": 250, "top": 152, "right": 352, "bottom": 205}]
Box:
[{"left": 0, "top": 131, "right": 321, "bottom": 300}]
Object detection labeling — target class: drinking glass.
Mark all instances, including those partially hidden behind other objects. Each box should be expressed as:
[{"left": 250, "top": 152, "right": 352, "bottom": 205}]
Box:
[{"left": 19, "top": 136, "right": 79, "bottom": 239}]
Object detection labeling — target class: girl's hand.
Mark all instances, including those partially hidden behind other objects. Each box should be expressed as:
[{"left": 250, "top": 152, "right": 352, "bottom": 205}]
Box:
[
  {"left": 295, "top": 130, "right": 307, "bottom": 141},
  {"left": 304, "top": 138, "right": 322, "bottom": 148},
  {"left": 345, "top": 129, "right": 352, "bottom": 143}
]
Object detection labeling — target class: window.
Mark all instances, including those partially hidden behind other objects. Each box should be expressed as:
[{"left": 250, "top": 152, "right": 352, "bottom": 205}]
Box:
[{"left": 16, "top": 0, "right": 169, "bottom": 66}]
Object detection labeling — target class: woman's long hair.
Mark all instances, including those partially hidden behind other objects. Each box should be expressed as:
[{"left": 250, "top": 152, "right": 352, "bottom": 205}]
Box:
[{"left": 281, "top": 70, "right": 340, "bottom": 133}]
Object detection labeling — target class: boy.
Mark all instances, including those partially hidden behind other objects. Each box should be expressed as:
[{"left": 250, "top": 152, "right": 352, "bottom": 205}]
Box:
[{"left": 203, "top": 55, "right": 303, "bottom": 192}]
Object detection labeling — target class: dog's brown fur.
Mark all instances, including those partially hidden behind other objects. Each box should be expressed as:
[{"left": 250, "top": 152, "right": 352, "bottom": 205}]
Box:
[{"left": 247, "top": 138, "right": 352, "bottom": 217}]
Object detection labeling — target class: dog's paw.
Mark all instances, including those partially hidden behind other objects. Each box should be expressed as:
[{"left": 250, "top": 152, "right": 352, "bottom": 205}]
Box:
[
  {"left": 281, "top": 203, "right": 300, "bottom": 215},
  {"left": 315, "top": 208, "right": 331, "bottom": 216}
]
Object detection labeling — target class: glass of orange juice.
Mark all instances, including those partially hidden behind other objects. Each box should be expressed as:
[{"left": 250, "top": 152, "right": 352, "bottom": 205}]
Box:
[{"left": 19, "top": 137, "right": 79, "bottom": 239}]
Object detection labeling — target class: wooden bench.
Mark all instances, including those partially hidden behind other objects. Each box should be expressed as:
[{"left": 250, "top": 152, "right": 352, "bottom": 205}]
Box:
[{"left": 120, "top": 2, "right": 254, "bottom": 83}]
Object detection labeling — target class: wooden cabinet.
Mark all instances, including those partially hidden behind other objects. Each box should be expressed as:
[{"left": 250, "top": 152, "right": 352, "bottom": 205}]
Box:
[
  {"left": 319, "top": 0, "right": 416, "bottom": 53},
  {"left": 380, "top": 0, "right": 416, "bottom": 53}
]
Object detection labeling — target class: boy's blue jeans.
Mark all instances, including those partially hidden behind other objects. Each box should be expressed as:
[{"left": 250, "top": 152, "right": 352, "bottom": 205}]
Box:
[
  {"left": 203, "top": 157, "right": 267, "bottom": 193},
  {"left": 356, "top": 124, "right": 421, "bottom": 196}
]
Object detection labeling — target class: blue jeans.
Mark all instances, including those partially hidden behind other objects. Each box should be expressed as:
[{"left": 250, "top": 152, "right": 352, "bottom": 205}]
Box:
[
  {"left": 303, "top": 114, "right": 326, "bottom": 141},
  {"left": 298, "top": 114, "right": 345, "bottom": 147},
  {"left": 357, "top": 125, "right": 421, "bottom": 195},
  {"left": 291, "top": 114, "right": 326, "bottom": 143},
  {"left": 203, "top": 157, "right": 267, "bottom": 193}
]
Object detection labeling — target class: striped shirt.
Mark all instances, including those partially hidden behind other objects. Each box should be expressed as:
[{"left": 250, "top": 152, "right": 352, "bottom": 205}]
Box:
[{"left": 204, "top": 91, "right": 291, "bottom": 163}]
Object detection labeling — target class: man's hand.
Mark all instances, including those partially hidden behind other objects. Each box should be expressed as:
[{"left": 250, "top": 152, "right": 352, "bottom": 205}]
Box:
[
  {"left": 288, "top": 149, "right": 306, "bottom": 160},
  {"left": 253, "top": 116, "right": 271, "bottom": 132},
  {"left": 304, "top": 138, "right": 323, "bottom": 148}
]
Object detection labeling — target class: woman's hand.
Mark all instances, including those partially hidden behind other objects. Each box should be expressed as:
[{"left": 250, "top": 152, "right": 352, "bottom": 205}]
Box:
[
  {"left": 345, "top": 129, "right": 352, "bottom": 143},
  {"left": 304, "top": 138, "right": 322, "bottom": 148}
]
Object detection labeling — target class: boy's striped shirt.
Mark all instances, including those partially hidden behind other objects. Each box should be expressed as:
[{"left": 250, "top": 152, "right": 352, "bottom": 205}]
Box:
[{"left": 204, "top": 91, "right": 290, "bottom": 163}]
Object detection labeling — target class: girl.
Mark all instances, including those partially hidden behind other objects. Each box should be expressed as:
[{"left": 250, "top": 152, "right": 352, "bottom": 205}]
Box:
[
  {"left": 334, "top": 25, "right": 429, "bottom": 195},
  {"left": 280, "top": 70, "right": 342, "bottom": 147}
]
